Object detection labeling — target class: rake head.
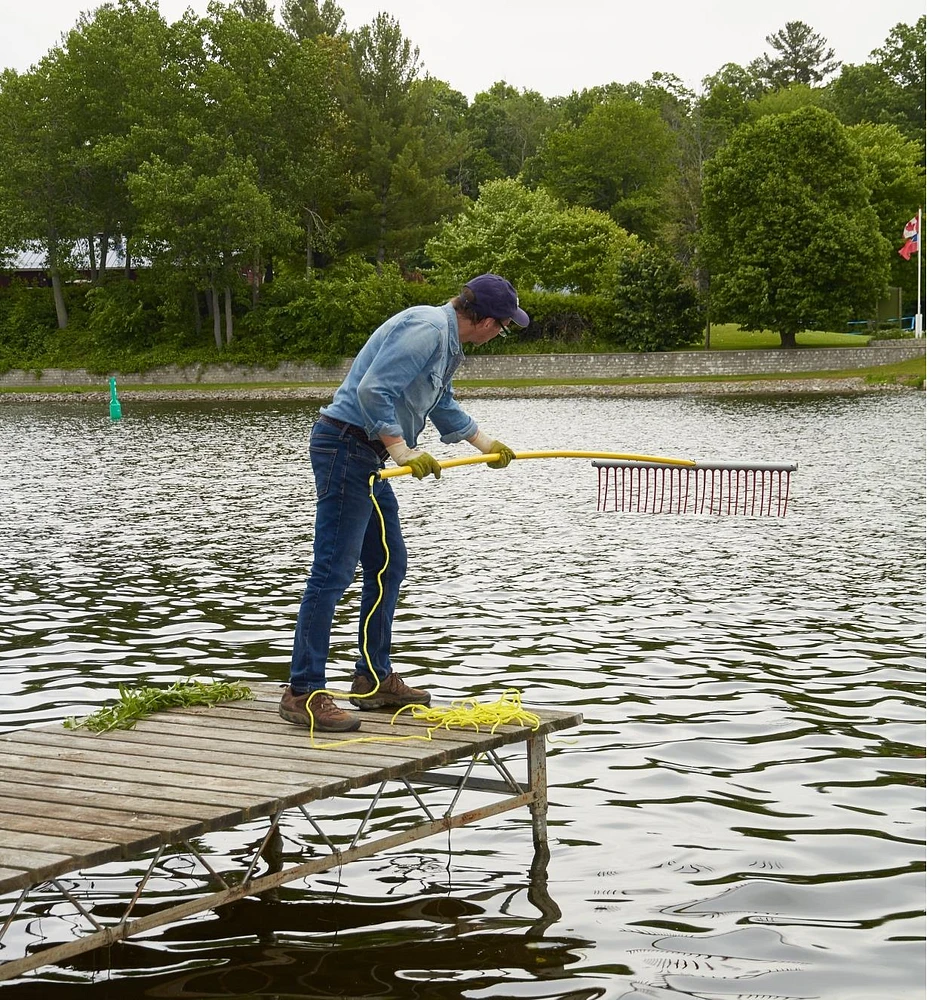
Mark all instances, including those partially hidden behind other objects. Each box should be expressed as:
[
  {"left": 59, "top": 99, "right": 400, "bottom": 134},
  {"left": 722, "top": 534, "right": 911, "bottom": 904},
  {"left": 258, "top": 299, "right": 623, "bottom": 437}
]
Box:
[{"left": 593, "top": 460, "right": 797, "bottom": 517}]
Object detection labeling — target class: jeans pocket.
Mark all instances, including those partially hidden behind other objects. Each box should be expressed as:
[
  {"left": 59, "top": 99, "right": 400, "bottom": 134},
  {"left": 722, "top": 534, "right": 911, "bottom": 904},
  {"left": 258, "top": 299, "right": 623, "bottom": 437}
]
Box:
[{"left": 309, "top": 444, "right": 339, "bottom": 501}]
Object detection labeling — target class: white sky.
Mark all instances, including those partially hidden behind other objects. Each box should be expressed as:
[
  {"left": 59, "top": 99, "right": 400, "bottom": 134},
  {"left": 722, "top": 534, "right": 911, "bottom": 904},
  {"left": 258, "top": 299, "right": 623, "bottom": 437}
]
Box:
[{"left": 2, "top": 0, "right": 923, "bottom": 97}]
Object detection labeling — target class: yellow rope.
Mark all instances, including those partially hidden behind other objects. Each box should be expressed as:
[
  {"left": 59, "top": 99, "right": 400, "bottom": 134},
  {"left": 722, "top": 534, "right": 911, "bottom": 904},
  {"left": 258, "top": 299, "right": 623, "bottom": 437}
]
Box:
[{"left": 392, "top": 690, "right": 541, "bottom": 737}]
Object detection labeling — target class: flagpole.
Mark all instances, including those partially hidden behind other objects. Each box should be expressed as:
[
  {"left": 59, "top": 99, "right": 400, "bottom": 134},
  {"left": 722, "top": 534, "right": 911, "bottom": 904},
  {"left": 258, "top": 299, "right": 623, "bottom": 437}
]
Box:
[{"left": 917, "top": 207, "right": 923, "bottom": 338}]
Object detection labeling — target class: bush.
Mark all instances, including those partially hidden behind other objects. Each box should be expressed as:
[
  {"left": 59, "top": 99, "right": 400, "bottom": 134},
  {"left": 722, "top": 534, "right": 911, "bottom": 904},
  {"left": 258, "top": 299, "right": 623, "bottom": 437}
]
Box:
[
  {"left": 605, "top": 247, "right": 702, "bottom": 352},
  {"left": 0, "top": 282, "right": 60, "bottom": 365},
  {"left": 85, "top": 277, "right": 163, "bottom": 351},
  {"left": 245, "top": 257, "right": 411, "bottom": 364}
]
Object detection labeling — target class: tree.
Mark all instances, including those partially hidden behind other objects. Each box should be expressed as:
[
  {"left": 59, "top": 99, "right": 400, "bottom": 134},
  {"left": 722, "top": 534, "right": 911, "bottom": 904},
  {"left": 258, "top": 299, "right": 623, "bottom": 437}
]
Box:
[
  {"left": 701, "top": 107, "right": 889, "bottom": 348},
  {"left": 748, "top": 82, "right": 828, "bottom": 119},
  {"left": 280, "top": 0, "right": 344, "bottom": 40},
  {"left": 461, "top": 82, "right": 560, "bottom": 190},
  {"left": 828, "top": 17, "right": 925, "bottom": 148},
  {"left": 425, "top": 178, "right": 637, "bottom": 294},
  {"left": 532, "top": 95, "right": 676, "bottom": 240},
  {"left": 56, "top": 0, "right": 175, "bottom": 283},
  {"left": 848, "top": 123, "right": 925, "bottom": 306},
  {"left": 338, "top": 13, "right": 463, "bottom": 266},
  {"left": 751, "top": 21, "right": 840, "bottom": 89},
  {"left": 698, "top": 63, "right": 763, "bottom": 143},
  {"left": 0, "top": 58, "right": 85, "bottom": 328},
  {"left": 129, "top": 141, "right": 296, "bottom": 346},
  {"left": 235, "top": 0, "right": 273, "bottom": 21},
  {"left": 194, "top": 4, "right": 341, "bottom": 284}
]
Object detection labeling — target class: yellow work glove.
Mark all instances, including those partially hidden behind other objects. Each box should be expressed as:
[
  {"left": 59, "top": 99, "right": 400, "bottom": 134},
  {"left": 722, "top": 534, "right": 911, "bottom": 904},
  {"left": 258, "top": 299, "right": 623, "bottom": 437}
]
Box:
[
  {"left": 406, "top": 452, "right": 442, "bottom": 480},
  {"left": 386, "top": 442, "right": 442, "bottom": 480},
  {"left": 486, "top": 440, "right": 516, "bottom": 469},
  {"left": 469, "top": 430, "right": 516, "bottom": 469}
]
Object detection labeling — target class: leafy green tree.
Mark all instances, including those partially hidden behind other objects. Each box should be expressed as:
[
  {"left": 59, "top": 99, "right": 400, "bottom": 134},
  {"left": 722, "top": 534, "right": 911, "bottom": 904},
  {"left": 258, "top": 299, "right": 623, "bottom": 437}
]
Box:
[
  {"left": 701, "top": 106, "right": 889, "bottom": 347},
  {"left": 605, "top": 245, "right": 702, "bottom": 352},
  {"left": 552, "top": 83, "right": 627, "bottom": 127},
  {"left": 849, "top": 123, "right": 925, "bottom": 305},
  {"left": 698, "top": 63, "right": 763, "bottom": 142},
  {"left": 0, "top": 58, "right": 85, "bottom": 328},
  {"left": 280, "top": 0, "right": 344, "bottom": 39},
  {"left": 236, "top": 0, "right": 273, "bottom": 21},
  {"left": 338, "top": 13, "right": 463, "bottom": 266},
  {"left": 751, "top": 21, "right": 840, "bottom": 88},
  {"left": 425, "top": 178, "right": 637, "bottom": 294},
  {"left": 129, "top": 138, "right": 297, "bottom": 347},
  {"left": 56, "top": 0, "right": 174, "bottom": 282},
  {"left": 195, "top": 4, "right": 340, "bottom": 284},
  {"left": 828, "top": 17, "right": 925, "bottom": 148},
  {"left": 532, "top": 95, "right": 676, "bottom": 240},
  {"left": 748, "top": 82, "right": 828, "bottom": 119},
  {"left": 461, "top": 82, "right": 560, "bottom": 191}
]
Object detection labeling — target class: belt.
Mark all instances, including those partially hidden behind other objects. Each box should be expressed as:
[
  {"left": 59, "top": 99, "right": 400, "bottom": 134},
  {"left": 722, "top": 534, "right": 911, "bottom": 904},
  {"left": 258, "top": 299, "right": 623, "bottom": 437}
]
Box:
[{"left": 318, "top": 415, "right": 389, "bottom": 459}]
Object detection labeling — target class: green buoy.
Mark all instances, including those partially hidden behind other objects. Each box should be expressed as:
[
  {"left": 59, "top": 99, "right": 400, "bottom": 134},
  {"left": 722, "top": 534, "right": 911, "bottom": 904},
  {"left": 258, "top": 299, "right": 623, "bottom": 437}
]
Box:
[{"left": 109, "top": 377, "right": 122, "bottom": 421}]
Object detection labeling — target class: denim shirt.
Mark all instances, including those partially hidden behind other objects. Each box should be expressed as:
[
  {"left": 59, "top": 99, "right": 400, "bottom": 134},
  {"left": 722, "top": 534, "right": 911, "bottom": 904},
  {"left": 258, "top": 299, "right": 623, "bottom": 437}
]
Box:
[{"left": 321, "top": 303, "right": 477, "bottom": 448}]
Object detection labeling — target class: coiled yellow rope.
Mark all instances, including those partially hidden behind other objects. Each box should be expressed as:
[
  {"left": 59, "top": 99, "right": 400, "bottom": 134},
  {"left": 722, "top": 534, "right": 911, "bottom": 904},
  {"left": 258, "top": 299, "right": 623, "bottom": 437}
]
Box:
[{"left": 392, "top": 690, "right": 541, "bottom": 736}]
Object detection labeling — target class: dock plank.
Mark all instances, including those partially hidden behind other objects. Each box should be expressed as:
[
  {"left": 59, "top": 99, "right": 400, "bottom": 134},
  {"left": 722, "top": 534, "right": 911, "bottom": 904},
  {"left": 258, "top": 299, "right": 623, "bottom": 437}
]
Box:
[
  {"left": 0, "top": 813, "right": 163, "bottom": 855},
  {"left": 0, "top": 794, "right": 206, "bottom": 840}
]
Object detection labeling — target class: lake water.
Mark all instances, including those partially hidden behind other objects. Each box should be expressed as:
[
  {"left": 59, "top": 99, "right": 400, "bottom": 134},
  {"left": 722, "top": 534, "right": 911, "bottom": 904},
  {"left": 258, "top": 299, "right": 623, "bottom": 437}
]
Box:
[{"left": 0, "top": 390, "right": 924, "bottom": 999}]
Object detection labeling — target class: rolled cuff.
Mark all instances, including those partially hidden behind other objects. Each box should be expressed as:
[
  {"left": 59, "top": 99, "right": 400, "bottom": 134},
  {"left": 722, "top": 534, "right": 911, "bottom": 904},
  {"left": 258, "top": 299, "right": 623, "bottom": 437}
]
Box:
[
  {"left": 367, "top": 419, "right": 404, "bottom": 440},
  {"left": 437, "top": 415, "right": 477, "bottom": 444}
]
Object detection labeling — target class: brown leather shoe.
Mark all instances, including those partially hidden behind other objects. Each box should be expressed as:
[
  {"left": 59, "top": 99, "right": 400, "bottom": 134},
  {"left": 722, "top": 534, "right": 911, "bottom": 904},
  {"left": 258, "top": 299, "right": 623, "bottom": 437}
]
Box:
[
  {"left": 350, "top": 671, "right": 431, "bottom": 711},
  {"left": 279, "top": 686, "right": 360, "bottom": 732}
]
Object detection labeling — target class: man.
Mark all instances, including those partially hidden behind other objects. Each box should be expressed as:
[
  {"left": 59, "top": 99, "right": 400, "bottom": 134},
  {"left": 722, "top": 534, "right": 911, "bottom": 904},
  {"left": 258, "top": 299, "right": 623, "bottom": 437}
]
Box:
[{"left": 280, "top": 273, "right": 529, "bottom": 732}]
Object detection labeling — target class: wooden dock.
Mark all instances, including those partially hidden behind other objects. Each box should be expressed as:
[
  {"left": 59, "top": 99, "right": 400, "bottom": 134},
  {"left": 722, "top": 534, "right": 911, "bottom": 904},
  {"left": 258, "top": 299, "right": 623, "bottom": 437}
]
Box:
[{"left": 0, "top": 683, "right": 581, "bottom": 981}]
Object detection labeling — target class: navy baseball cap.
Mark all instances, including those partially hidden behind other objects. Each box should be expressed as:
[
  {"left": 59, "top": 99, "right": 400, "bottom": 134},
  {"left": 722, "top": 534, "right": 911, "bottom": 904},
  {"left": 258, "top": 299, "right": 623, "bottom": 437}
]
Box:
[{"left": 464, "top": 274, "right": 530, "bottom": 328}]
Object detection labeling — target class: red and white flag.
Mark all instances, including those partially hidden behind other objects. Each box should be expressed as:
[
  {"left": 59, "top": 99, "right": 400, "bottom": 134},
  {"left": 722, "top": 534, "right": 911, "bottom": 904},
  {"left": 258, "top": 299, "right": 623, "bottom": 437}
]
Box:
[{"left": 899, "top": 214, "right": 920, "bottom": 259}]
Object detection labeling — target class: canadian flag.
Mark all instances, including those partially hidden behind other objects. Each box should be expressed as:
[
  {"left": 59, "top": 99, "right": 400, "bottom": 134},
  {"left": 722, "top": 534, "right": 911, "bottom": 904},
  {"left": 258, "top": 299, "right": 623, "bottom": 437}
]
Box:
[{"left": 903, "top": 216, "right": 919, "bottom": 240}]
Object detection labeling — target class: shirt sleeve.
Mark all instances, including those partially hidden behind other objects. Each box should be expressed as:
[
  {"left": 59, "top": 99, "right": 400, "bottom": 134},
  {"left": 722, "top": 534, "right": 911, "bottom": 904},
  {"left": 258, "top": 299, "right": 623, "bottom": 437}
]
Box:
[{"left": 430, "top": 386, "right": 477, "bottom": 443}]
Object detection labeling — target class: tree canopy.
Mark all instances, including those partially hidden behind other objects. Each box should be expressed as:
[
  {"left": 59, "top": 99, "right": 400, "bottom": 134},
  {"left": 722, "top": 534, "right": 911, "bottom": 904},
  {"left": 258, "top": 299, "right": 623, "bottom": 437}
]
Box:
[
  {"left": 701, "top": 107, "right": 890, "bottom": 348},
  {"left": 0, "top": 3, "right": 921, "bottom": 358}
]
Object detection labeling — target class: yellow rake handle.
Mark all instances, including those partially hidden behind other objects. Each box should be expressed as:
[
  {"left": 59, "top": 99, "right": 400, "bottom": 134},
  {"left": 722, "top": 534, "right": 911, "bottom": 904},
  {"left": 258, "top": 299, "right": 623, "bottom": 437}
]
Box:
[{"left": 378, "top": 449, "right": 696, "bottom": 479}]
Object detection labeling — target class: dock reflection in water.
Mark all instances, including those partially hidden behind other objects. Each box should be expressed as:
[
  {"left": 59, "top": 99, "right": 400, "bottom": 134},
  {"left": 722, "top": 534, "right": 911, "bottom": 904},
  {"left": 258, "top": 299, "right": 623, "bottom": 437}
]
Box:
[{"left": 0, "top": 392, "right": 923, "bottom": 999}]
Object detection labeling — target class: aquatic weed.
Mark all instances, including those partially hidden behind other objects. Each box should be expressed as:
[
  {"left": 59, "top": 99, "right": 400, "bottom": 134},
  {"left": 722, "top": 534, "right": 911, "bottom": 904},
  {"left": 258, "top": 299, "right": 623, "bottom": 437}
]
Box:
[{"left": 64, "top": 679, "right": 253, "bottom": 733}]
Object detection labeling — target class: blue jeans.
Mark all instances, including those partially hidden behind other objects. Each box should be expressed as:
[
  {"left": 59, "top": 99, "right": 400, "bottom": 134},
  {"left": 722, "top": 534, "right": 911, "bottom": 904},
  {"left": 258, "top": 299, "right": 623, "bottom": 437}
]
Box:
[{"left": 289, "top": 419, "right": 407, "bottom": 693}]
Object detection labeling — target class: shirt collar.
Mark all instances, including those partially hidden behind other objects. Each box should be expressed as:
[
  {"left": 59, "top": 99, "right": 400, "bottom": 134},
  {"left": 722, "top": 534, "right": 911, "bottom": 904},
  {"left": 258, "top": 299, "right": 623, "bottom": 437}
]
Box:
[{"left": 443, "top": 303, "right": 462, "bottom": 355}]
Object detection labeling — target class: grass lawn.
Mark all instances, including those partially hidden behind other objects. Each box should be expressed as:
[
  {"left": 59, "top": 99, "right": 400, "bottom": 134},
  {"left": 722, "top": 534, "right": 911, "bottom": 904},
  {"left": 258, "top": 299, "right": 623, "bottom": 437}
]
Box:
[{"left": 706, "top": 324, "right": 874, "bottom": 350}]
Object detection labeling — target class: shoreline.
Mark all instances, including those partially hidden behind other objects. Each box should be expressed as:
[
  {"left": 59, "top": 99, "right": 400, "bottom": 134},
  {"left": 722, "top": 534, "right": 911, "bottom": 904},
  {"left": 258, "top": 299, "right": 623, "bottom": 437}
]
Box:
[{"left": 0, "top": 376, "right": 919, "bottom": 404}]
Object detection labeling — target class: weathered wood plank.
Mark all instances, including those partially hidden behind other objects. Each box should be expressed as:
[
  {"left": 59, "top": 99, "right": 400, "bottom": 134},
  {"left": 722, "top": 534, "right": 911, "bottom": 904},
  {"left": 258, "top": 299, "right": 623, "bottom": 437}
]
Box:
[
  {"left": 149, "top": 705, "right": 557, "bottom": 760},
  {"left": 0, "top": 812, "right": 163, "bottom": 855},
  {"left": 0, "top": 700, "right": 582, "bottom": 919},
  {"left": 0, "top": 847, "right": 73, "bottom": 873},
  {"left": 0, "top": 744, "right": 323, "bottom": 797},
  {"left": 3, "top": 731, "right": 382, "bottom": 789},
  {"left": 0, "top": 794, "right": 206, "bottom": 838},
  {"left": 0, "top": 777, "right": 260, "bottom": 822},
  {"left": 0, "top": 830, "right": 116, "bottom": 856},
  {"left": 0, "top": 761, "right": 274, "bottom": 812},
  {"left": 13, "top": 722, "right": 452, "bottom": 776},
  {"left": 0, "top": 846, "right": 111, "bottom": 894}
]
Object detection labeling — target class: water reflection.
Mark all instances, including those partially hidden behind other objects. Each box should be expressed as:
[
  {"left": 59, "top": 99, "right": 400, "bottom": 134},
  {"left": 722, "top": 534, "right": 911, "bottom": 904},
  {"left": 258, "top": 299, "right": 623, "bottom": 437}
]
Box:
[{"left": 0, "top": 392, "right": 924, "bottom": 999}]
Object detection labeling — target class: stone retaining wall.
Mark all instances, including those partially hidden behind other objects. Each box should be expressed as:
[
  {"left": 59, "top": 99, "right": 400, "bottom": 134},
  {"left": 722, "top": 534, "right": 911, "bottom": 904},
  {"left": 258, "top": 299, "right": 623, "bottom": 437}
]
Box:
[{"left": 0, "top": 340, "right": 922, "bottom": 388}]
